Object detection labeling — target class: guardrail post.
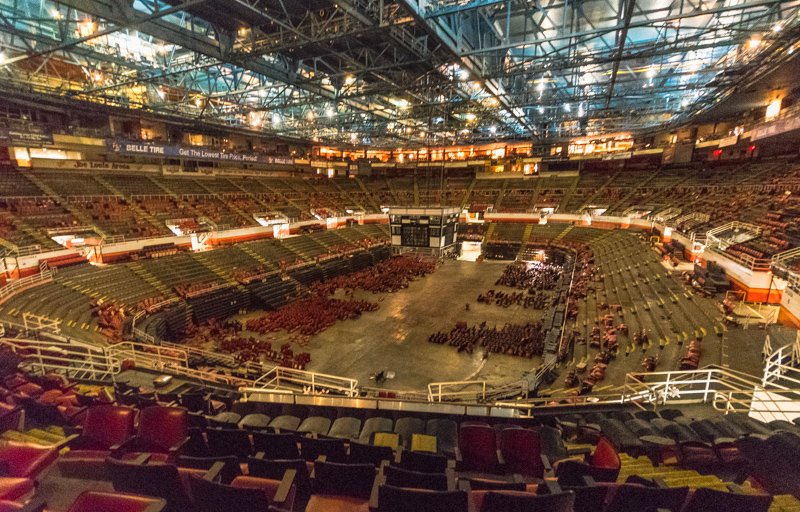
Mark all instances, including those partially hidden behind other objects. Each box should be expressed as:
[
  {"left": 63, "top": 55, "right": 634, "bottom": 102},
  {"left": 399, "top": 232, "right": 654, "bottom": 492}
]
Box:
[{"left": 703, "top": 370, "right": 712, "bottom": 402}]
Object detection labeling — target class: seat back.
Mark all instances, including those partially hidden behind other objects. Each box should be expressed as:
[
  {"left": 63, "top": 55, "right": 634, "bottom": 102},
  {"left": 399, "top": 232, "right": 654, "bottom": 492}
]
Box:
[
  {"left": 81, "top": 405, "right": 136, "bottom": 450},
  {"left": 384, "top": 465, "right": 448, "bottom": 491},
  {"left": 398, "top": 450, "right": 447, "bottom": 473},
  {"left": 67, "top": 491, "right": 166, "bottom": 512},
  {"left": 377, "top": 485, "right": 468, "bottom": 512},
  {"left": 188, "top": 474, "right": 279, "bottom": 512},
  {"left": 348, "top": 442, "right": 394, "bottom": 467},
  {"left": 298, "top": 437, "right": 346, "bottom": 462},
  {"left": 499, "top": 428, "right": 544, "bottom": 477},
  {"left": 0, "top": 441, "right": 57, "bottom": 479},
  {"left": 458, "top": 424, "right": 498, "bottom": 473},
  {"left": 604, "top": 484, "right": 689, "bottom": 512},
  {"left": 252, "top": 432, "right": 299, "bottom": 460},
  {"left": 478, "top": 490, "right": 575, "bottom": 512},
  {"left": 137, "top": 407, "right": 188, "bottom": 453},
  {"left": 680, "top": 488, "right": 772, "bottom": 512},
  {"left": 105, "top": 458, "right": 191, "bottom": 512},
  {"left": 555, "top": 459, "right": 620, "bottom": 486},
  {"left": 591, "top": 437, "right": 621, "bottom": 469},
  {"left": 312, "top": 461, "right": 375, "bottom": 499},
  {"left": 205, "top": 428, "right": 252, "bottom": 459}
]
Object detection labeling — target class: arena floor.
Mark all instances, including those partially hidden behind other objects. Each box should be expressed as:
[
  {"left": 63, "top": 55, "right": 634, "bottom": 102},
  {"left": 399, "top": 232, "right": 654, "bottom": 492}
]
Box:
[{"left": 233, "top": 232, "right": 779, "bottom": 393}]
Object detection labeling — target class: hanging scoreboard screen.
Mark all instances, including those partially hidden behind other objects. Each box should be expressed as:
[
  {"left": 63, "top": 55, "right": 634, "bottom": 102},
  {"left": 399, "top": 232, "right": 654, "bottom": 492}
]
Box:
[{"left": 388, "top": 207, "right": 460, "bottom": 251}]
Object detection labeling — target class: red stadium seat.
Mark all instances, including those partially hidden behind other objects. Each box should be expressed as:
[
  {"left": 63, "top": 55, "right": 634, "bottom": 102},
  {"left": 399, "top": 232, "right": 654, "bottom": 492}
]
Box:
[
  {"left": 58, "top": 405, "right": 136, "bottom": 479},
  {"left": 114, "top": 406, "right": 189, "bottom": 462},
  {"left": 457, "top": 424, "right": 499, "bottom": 473}
]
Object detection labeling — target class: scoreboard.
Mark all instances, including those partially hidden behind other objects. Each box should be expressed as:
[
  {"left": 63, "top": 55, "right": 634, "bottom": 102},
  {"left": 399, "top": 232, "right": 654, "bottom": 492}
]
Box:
[{"left": 387, "top": 207, "right": 460, "bottom": 255}]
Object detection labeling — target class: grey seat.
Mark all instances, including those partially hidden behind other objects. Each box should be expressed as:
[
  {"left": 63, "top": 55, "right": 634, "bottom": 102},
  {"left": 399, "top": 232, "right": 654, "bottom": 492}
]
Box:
[
  {"left": 208, "top": 411, "right": 241, "bottom": 427},
  {"left": 359, "top": 417, "right": 393, "bottom": 444},
  {"left": 269, "top": 415, "right": 301, "bottom": 432},
  {"left": 297, "top": 416, "right": 332, "bottom": 436},
  {"left": 394, "top": 417, "right": 425, "bottom": 449},
  {"left": 426, "top": 419, "right": 458, "bottom": 455},
  {"left": 238, "top": 413, "right": 271, "bottom": 430},
  {"left": 328, "top": 417, "right": 362, "bottom": 440}
]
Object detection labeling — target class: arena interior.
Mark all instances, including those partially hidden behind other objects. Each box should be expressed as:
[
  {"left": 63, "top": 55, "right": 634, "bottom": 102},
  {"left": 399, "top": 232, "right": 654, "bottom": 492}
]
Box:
[{"left": 2, "top": 0, "right": 800, "bottom": 510}]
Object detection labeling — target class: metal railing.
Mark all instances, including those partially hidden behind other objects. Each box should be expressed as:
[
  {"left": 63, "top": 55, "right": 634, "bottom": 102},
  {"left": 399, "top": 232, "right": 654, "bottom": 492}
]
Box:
[
  {"left": 1, "top": 337, "right": 120, "bottom": 381},
  {"left": 0, "top": 268, "right": 54, "bottom": 305},
  {"left": 241, "top": 366, "right": 359, "bottom": 397},
  {"left": 106, "top": 341, "right": 189, "bottom": 371}
]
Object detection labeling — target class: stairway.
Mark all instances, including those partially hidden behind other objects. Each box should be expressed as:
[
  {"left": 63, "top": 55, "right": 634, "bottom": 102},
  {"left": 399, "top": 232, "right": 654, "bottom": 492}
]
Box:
[
  {"left": 330, "top": 179, "right": 365, "bottom": 211},
  {"left": 483, "top": 223, "right": 496, "bottom": 243},
  {"left": 354, "top": 177, "right": 381, "bottom": 211},
  {"left": 494, "top": 180, "right": 511, "bottom": 210},
  {"left": 11, "top": 217, "right": 55, "bottom": 248},
  {"left": 239, "top": 244, "right": 273, "bottom": 267},
  {"left": 606, "top": 169, "right": 662, "bottom": 214},
  {"left": 94, "top": 176, "right": 165, "bottom": 232},
  {"left": 529, "top": 178, "right": 544, "bottom": 209},
  {"left": 129, "top": 261, "right": 173, "bottom": 297},
  {"left": 579, "top": 168, "right": 626, "bottom": 210},
  {"left": 460, "top": 178, "right": 477, "bottom": 210},
  {"left": 412, "top": 176, "right": 420, "bottom": 206},
  {"left": 552, "top": 225, "right": 574, "bottom": 244},
  {"left": 516, "top": 224, "right": 535, "bottom": 258},
  {"left": 24, "top": 173, "right": 106, "bottom": 237},
  {"left": 191, "top": 252, "right": 237, "bottom": 285},
  {"left": 194, "top": 180, "right": 253, "bottom": 224},
  {"left": 558, "top": 175, "right": 581, "bottom": 212}
]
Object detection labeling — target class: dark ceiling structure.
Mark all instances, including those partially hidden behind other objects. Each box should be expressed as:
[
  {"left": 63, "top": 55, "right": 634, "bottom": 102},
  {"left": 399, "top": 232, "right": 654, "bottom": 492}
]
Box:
[{"left": 0, "top": 0, "right": 798, "bottom": 146}]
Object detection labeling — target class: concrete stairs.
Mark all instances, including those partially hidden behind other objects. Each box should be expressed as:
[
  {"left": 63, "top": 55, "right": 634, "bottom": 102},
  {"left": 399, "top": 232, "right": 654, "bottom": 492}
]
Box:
[
  {"left": 239, "top": 244, "right": 273, "bottom": 267},
  {"left": 24, "top": 173, "right": 106, "bottom": 237},
  {"left": 460, "top": 178, "right": 477, "bottom": 210},
  {"left": 413, "top": 176, "right": 420, "bottom": 206},
  {"left": 579, "top": 168, "right": 626, "bottom": 210},
  {"left": 558, "top": 175, "right": 581, "bottom": 212},
  {"left": 194, "top": 179, "right": 253, "bottom": 224},
  {"left": 330, "top": 179, "right": 366, "bottom": 211},
  {"left": 354, "top": 177, "right": 381, "bottom": 211},
  {"left": 192, "top": 252, "right": 238, "bottom": 285},
  {"left": 516, "top": 223, "right": 535, "bottom": 258},
  {"left": 529, "top": 178, "right": 544, "bottom": 209},
  {"left": 384, "top": 176, "right": 402, "bottom": 204},
  {"left": 494, "top": 180, "right": 511, "bottom": 210},
  {"left": 147, "top": 176, "right": 180, "bottom": 198},
  {"left": 552, "top": 225, "right": 574, "bottom": 244},
  {"left": 10, "top": 217, "right": 55, "bottom": 248},
  {"left": 94, "top": 176, "right": 165, "bottom": 232},
  {"left": 606, "top": 169, "right": 662, "bottom": 214},
  {"left": 483, "top": 223, "right": 496, "bottom": 243},
  {"left": 128, "top": 261, "right": 173, "bottom": 297}
]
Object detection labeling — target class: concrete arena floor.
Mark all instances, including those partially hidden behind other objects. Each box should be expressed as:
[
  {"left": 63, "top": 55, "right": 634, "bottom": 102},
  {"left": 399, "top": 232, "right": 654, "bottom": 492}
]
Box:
[
  {"left": 235, "top": 260, "right": 543, "bottom": 391},
  {"left": 233, "top": 233, "right": 784, "bottom": 394}
]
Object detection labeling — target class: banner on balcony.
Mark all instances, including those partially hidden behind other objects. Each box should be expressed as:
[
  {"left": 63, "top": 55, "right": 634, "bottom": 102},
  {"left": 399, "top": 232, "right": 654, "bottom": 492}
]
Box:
[{"left": 106, "top": 140, "right": 294, "bottom": 165}]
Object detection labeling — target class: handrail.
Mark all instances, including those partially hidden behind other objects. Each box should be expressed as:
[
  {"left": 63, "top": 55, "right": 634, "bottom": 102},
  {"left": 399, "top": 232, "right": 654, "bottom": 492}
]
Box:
[
  {"left": 244, "top": 365, "right": 359, "bottom": 397},
  {"left": 0, "top": 337, "right": 120, "bottom": 381},
  {"left": 0, "top": 268, "right": 54, "bottom": 305}
]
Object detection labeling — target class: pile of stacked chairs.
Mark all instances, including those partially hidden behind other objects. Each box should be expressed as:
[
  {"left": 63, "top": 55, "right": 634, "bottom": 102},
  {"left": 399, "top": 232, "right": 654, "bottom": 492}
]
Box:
[{"left": 3, "top": 354, "right": 799, "bottom": 511}]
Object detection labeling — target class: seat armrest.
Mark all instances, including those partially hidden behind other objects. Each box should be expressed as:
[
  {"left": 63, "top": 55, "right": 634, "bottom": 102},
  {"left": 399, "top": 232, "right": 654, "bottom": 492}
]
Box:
[
  {"left": 203, "top": 461, "right": 227, "bottom": 482},
  {"left": 496, "top": 449, "right": 505, "bottom": 466},
  {"left": 566, "top": 447, "right": 593, "bottom": 457},
  {"left": 254, "top": 451, "right": 265, "bottom": 459},
  {"left": 168, "top": 436, "right": 191, "bottom": 457},
  {"left": 272, "top": 468, "right": 297, "bottom": 507},
  {"left": 652, "top": 477, "right": 668, "bottom": 489},
  {"left": 454, "top": 447, "right": 462, "bottom": 462},
  {"left": 143, "top": 499, "right": 168, "bottom": 512},
  {"left": 111, "top": 436, "right": 138, "bottom": 457},
  {"left": 541, "top": 479, "right": 563, "bottom": 495},
  {"left": 582, "top": 476, "right": 597, "bottom": 487},
  {"left": 457, "top": 479, "right": 472, "bottom": 492},
  {"left": 369, "top": 461, "right": 388, "bottom": 510},
  {"left": 15, "top": 497, "right": 47, "bottom": 512},
  {"left": 726, "top": 483, "right": 748, "bottom": 494},
  {"left": 55, "top": 433, "right": 81, "bottom": 450},
  {"left": 712, "top": 437, "right": 735, "bottom": 446},
  {"left": 541, "top": 454, "right": 554, "bottom": 477},
  {"left": 445, "top": 468, "right": 457, "bottom": 491}
]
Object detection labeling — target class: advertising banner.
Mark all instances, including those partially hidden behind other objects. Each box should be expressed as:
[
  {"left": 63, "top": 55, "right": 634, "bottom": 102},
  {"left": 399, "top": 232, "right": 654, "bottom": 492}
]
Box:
[{"left": 106, "top": 140, "right": 294, "bottom": 165}]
